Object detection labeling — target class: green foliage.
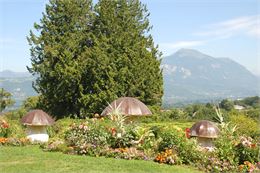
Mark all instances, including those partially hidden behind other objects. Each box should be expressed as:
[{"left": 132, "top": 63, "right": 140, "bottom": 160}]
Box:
[
  {"left": 245, "top": 108, "right": 260, "bottom": 120},
  {"left": 219, "top": 99, "right": 234, "bottom": 111},
  {"left": 234, "top": 96, "right": 260, "bottom": 109},
  {"left": 184, "top": 104, "right": 217, "bottom": 121},
  {"left": 0, "top": 88, "right": 15, "bottom": 112},
  {"left": 49, "top": 118, "right": 82, "bottom": 139},
  {"left": 0, "top": 146, "right": 202, "bottom": 173},
  {"left": 0, "top": 117, "right": 26, "bottom": 138},
  {"left": 22, "top": 96, "right": 40, "bottom": 111},
  {"left": 0, "top": 119, "right": 10, "bottom": 137},
  {"left": 158, "top": 129, "right": 202, "bottom": 164},
  {"left": 229, "top": 113, "right": 259, "bottom": 137},
  {"left": 235, "top": 136, "right": 259, "bottom": 164},
  {"left": 214, "top": 131, "right": 238, "bottom": 166},
  {"left": 65, "top": 119, "right": 110, "bottom": 156},
  {"left": 196, "top": 153, "right": 237, "bottom": 172},
  {"left": 28, "top": 0, "right": 163, "bottom": 118}
]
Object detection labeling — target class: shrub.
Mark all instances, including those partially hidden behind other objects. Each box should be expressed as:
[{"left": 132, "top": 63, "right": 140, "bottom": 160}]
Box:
[
  {"left": 238, "top": 161, "right": 259, "bottom": 173},
  {"left": 0, "top": 119, "right": 10, "bottom": 137},
  {"left": 0, "top": 116, "right": 26, "bottom": 138},
  {"left": 154, "top": 148, "right": 181, "bottom": 165},
  {"left": 235, "top": 136, "right": 259, "bottom": 164},
  {"left": 229, "top": 113, "right": 259, "bottom": 137},
  {"left": 214, "top": 130, "right": 238, "bottom": 166},
  {"left": 158, "top": 129, "right": 202, "bottom": 164},
  {"left": 102, "top": 147, "right": 150, "bottom": 160},
  {"left": 245, "top": 108, "right": 260, "bottom": 120},
  {"left": 196, "top": 154, "right": 237, "bottom": 172},
  {"left": 49, "top": 118, "right": 81, "bottom": 139},
  {"left": 108, "top": 126, "right": 136, "bottom": 148},
  {"left": 65, "top": 119, "right": 110, "bottom": 156},
  {"left": 3, "top": 109, "right": 27, "bottom": 120},
  {"left": 0, "top": 137, "right": 30, "bottom": 146},
  {"left": 41, "top": 139, "right": 70, "bottom": 153}
]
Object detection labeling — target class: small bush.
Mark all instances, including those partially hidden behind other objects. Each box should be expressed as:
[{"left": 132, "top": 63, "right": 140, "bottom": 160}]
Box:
[
  {"left": 65, "top": 119, "right": 110, "bottom": 156},
  {"left": 49, "top": 118, "right": 81, "bottom": 138},
  {"left": 158, "top": 129, "right": 202, "bottom": 164},
  {"left": 154, "top": 148, "right": 181, "bottom": 165},
  {"left": 41, "top": 139, "right": 69, "bottom": 153},
  {"left": 229, "top": 113, "right": 259, "bottom": 137},
  {"left": 214, "top": 131, "right": 238, "bottom": 166},
  {"left": 235, "top": 136, "right": 259, "bottom": 164},
  {"left": 0, "top": 137, "right": 30, "bottom": 146},
  {"left": 0, "top": 119, "right": 10, "bottom": 137}
]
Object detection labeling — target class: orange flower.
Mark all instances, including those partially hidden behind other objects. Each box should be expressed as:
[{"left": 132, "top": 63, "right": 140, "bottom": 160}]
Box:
[
  {"left": 250, "top": 143, "right": 256, "bottom": 148},
  {"left": 1, "top": 120, "right": 9, "bottom": 128},
  {"left": 239, "top": 165, "right": 245, "bottom": 171},
  {"left": 0, "top": 137, "right": 8, "bottom": 144},
  {"left": 110, "top": 128, "right": 117, "bottom": 136}
]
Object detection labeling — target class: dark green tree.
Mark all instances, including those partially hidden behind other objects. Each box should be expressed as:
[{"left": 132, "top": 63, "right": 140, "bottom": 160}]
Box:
[
  {"left": 28, "top": 0, "right": 163, "bottom": 118},
  {"left": 0, "top": 88, "right": 15, "bottom": 112},
  {"left": 28, "top": 0, "right": 95, "bottom": 117},
  {"left": 220, "top": 99, "right": 234, "bottom": 111},
  {"left": 94, "top": 0, "right": 163, "bottom": 106}
]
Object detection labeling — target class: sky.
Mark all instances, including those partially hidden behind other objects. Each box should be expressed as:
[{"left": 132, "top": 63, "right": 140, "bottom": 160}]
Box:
[{"left": 0, "top": 0, "right": 259, "bottom": 75}]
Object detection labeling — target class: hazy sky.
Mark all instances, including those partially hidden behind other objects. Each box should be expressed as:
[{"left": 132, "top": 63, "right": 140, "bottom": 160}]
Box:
[{"left": 0, "top": 0, "right": 259, "bottom": 75}]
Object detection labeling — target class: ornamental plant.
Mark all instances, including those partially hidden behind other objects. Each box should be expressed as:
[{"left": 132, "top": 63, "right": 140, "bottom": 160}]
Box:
[
  {"left": 158, "top": 129, "right": 202, "bottom": 164},
  {"left": 102, "top": 147, "right": 150, "bottom": 160},
  {"left": 65, "top": 119, "right": 110, "bottom": 156},
  {"left": 235, "top": 136, "right": 259, "bottom": 164},
  {"left": 0, "top": 137, "right": 30, "bottom": 146},
  {"left": 196, "top": 154, "right": 237, "bottom": 172},
  {"left": 105, "top": 104, "right": 136, "bottom": 148},
  {"left": 238, "top": 161, "right": 258, "bottom": 173},
  {"left": 0, "top": 119, "right": 10, "bottom": 137},
  {"left": 154, "top": 148, "right": 181, "bottom": 165}
]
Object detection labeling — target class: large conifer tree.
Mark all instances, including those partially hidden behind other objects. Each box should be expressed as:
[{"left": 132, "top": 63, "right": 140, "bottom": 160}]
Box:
[
  {"left": 94, "top": 0, "right": 163, "bottom": 106},
  {"left": 28, "top": 0, "right": 94, "bottom": 117},
  {"left": 28, "top": 0, "right": 163, "bottom": 118}
]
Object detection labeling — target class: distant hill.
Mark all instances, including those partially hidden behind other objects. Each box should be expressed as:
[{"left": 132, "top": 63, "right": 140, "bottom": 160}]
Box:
[
  {"left": 1, "top": 50, "right": 259, "bottom": 109},
  {"left": 0, "top": 70, "right": 31, "bottom": 78},
  {"left": 0, "top": 75, "right": 37, "bottom": 110},
  {"left": 161, "top": 49, "right": 259, "bottom": 106}
]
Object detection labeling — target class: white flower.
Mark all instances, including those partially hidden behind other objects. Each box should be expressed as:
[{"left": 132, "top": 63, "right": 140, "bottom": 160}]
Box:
[{"left": 117, "top": 133, "right": 122, "bottom": 138}]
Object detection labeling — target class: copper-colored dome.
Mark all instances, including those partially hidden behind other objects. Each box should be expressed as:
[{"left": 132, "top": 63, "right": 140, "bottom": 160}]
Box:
[
  {"left": 190, "top": 120, "right": 220, "bottom": 138},
  {"left": 21, "top": 109, "right": 55, "bottom": 126},
  {"left": 101, "top": 97, "right": 152, "bottom": 116}
]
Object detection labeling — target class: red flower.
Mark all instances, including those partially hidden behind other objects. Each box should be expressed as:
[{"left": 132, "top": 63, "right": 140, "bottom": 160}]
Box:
[
  {"left": 250, "top": 143, "right": 256, "bottom": 148},
  {"left": 111, "top": 128, "right": 117, "bottom": 136},
  {"left": 185, "top": 128, "right": 191, "bottom": 138},
  {"left": 1, "top": 120, "right": 9, "bottom": 129}
]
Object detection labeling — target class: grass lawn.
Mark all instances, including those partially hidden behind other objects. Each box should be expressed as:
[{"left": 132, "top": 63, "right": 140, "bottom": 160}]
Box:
[{"left": 0, "top": 146, "right": 201, "bottom": 173}]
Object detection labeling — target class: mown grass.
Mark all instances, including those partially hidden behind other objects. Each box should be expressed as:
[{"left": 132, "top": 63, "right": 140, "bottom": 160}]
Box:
[{"left": 0, "top": 146, "right": 201, "bottom": 173}]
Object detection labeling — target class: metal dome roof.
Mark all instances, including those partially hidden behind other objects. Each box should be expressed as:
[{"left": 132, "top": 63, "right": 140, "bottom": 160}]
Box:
[
  {"left": 101, "top": 97, "right": 152, "bottom": 116},
  {"left": 190, "top": 120, "right": 220, "bottom": 138},
  {"left": 21, "top": 109, "right": 55, "bottom": 126}
]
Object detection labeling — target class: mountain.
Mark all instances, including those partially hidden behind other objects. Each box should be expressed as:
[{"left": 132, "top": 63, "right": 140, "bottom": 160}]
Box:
[
  {"left": 0, "top": 74, "right": 37, "bottom": 110},
  {"left": 161, "top": 48, "right": 259, "bottom": 106},
  {"left": 1, "top": 49, "right": 259, "bottom": 109},
  {"left": 0, "top": 70, "right": 31, "bottom": 78}
]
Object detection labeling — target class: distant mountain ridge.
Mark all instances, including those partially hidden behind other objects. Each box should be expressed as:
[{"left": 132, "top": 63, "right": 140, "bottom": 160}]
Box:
[
  {"left": 1, "top": 49, "right": 259, "bottom": 108},
  {"left": 0, "top": 71, "right": 37, "bottom": 109},
  {"left": 162, "top": 48, "right": 259, "bottom": 106},
  {"left": 0, "top": 70, "right": 31, "bottom": 78}
]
